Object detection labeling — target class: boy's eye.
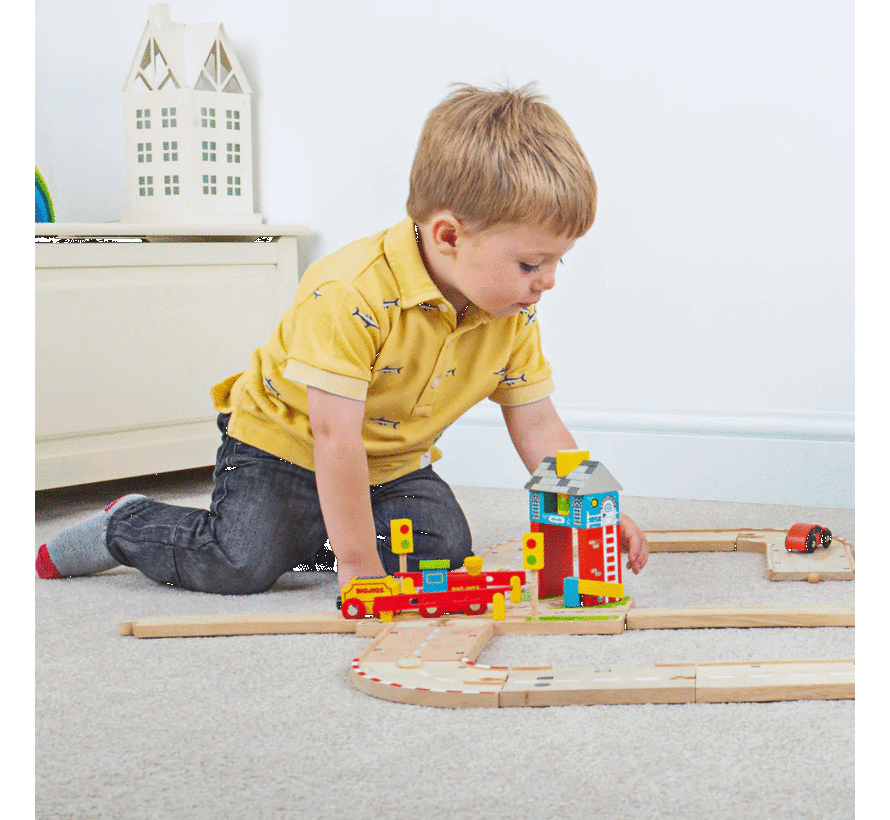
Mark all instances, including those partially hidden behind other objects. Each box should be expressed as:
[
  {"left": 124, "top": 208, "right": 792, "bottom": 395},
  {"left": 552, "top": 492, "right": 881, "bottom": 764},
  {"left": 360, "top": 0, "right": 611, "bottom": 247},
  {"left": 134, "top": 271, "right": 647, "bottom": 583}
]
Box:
[{"left": 519, "top": 262, "right": 540, "bottom": 274}]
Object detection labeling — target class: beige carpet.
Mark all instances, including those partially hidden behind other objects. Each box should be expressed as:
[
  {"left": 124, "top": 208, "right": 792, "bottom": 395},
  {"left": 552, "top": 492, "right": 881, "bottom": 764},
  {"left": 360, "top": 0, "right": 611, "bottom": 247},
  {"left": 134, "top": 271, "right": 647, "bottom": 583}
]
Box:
[{"left": 35, "top": 469, "right": 854, "bottom": 820}]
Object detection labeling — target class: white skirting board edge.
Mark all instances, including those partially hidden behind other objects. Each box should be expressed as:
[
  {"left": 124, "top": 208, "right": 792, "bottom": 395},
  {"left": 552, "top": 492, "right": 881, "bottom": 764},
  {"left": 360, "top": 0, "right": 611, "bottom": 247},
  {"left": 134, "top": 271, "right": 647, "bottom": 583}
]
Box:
[
  {"left": 36, "top": 407, "right": 855, "bottom": 507},
  {"left": 433, "top": 405, "right": 854, "bottom": 508}
]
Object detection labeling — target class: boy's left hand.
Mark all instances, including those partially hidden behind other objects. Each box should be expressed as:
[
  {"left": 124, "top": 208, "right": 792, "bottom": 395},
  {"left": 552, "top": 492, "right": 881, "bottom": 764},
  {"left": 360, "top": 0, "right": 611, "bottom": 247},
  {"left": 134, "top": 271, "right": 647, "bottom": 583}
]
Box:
[{"left": 620, "top": 515, "right": 649, "bottom": 574}]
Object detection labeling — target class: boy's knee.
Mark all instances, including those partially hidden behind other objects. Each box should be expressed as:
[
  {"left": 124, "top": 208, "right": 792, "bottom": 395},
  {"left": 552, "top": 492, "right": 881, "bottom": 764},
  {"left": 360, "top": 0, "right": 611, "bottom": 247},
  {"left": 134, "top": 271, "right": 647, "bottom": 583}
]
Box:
[
  {"left": 178, "top": 560, "right": 281, "bottom": 595},
  {"left": 221, "top": 567, "right": 279, "bottom": 595}
]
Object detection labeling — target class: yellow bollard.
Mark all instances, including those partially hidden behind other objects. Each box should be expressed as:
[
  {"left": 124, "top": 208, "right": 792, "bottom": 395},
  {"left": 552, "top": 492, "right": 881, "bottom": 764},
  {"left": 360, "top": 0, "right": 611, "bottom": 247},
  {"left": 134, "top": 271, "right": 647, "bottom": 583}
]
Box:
[
  {"left": 492, "top": 592, "right": 506, "bottom": 621},
  {"left": 510, "top": 575, "right": 522, "bottom": 604}
]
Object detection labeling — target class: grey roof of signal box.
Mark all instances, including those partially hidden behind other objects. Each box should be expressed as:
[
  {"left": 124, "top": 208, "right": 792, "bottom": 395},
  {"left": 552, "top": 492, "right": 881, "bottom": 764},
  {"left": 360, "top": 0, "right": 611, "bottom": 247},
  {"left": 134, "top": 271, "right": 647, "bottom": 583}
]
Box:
[{"left": 524, "top": 457, "right": 623, "bottom": 496}]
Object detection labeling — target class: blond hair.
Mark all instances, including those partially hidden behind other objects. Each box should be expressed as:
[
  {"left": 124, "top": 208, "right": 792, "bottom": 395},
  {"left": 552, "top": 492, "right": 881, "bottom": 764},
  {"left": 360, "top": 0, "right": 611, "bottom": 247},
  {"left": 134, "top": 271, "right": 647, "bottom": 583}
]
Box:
[{"left": 407, "top": 83, "right": 597, "bottom": 238}]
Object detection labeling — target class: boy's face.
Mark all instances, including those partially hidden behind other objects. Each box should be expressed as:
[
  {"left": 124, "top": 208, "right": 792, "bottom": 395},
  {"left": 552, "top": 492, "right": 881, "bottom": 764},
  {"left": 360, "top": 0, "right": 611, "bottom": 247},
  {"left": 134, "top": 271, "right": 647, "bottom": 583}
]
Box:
[{"left": 442, "top": 221, "right": 576, "bottom": 318}]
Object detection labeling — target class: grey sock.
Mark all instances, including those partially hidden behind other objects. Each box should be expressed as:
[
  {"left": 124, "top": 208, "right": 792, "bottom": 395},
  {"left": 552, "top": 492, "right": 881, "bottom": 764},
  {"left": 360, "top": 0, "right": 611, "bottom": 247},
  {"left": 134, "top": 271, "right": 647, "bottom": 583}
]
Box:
[{"left": 42, "top": 494, "right": 146, "bottom": 577}]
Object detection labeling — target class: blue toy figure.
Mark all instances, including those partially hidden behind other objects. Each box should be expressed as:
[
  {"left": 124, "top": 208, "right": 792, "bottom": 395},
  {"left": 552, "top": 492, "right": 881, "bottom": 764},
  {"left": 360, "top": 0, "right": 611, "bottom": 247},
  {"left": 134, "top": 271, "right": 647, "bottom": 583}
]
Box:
[{"left": 36, "top": 167, "right": 54, "bottom": 223}]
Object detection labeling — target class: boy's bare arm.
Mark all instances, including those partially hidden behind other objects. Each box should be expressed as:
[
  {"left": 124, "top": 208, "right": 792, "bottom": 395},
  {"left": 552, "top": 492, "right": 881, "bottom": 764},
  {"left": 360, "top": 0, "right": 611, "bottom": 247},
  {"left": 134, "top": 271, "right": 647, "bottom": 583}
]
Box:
[
  {"left": 501, "top": 397, "right": 577, "bottom": 473},
  {"left": 502, "top": 398, "right": 649, "bottom": 574},
  {"left": 306, "top": 386, "right": 385, "bottom": 588}
]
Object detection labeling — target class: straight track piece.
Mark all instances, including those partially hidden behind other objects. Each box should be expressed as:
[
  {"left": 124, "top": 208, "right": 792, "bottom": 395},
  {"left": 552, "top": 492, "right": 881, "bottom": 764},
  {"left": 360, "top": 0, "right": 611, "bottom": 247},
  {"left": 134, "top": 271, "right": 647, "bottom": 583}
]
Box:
[
  {"left": 120, "top": 610, "right": 356, "bottom": 638},
  {"left": 645, "top": 530, "right": 740, "bottom": 552},
  {"left": 626, "top": 606, "right": 854, "bottom": 630}
]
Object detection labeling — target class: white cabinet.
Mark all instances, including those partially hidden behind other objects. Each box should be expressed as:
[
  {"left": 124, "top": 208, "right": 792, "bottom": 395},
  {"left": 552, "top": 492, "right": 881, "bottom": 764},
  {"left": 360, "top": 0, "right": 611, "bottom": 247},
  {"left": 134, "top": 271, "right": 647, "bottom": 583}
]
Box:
[{"left": 35, "top": 223, "right": 310, "bottom": 489}]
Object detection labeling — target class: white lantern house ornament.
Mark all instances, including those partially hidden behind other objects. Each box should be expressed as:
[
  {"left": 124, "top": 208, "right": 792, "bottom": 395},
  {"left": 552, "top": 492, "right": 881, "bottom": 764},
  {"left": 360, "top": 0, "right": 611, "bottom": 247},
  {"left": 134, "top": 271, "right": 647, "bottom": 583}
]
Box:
[{"left": 121, "top": 4, "right": 261, "bottom": 224}]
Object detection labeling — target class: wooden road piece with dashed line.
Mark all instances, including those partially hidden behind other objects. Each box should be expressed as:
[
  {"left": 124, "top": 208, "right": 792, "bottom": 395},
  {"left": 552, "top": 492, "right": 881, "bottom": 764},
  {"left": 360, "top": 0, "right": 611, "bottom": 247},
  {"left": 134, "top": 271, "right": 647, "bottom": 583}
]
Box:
[{"left": 695, "top": 659, "right": 855, "bottom": 703}]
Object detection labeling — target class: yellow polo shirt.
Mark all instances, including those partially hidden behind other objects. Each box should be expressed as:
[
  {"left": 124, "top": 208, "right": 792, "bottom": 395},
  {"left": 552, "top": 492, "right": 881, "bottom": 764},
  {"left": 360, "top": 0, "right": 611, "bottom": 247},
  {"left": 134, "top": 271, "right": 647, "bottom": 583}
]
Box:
[{"left": 211, "top": 217, "right": 555, "bottom": 484}]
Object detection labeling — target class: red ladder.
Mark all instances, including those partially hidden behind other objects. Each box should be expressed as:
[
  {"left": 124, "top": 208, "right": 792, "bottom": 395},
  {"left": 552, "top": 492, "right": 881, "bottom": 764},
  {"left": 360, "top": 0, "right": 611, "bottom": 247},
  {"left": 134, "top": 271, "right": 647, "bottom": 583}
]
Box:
[{"left": 603, "top": 524, "right": 620, "bottom": 584}]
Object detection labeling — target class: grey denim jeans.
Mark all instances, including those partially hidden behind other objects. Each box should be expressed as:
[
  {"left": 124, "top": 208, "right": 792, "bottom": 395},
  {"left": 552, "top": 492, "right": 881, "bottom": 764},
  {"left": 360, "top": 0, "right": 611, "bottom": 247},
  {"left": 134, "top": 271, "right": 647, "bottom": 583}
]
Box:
[{"left": 105, "top": 415, "right": 473, "bottom": 594}]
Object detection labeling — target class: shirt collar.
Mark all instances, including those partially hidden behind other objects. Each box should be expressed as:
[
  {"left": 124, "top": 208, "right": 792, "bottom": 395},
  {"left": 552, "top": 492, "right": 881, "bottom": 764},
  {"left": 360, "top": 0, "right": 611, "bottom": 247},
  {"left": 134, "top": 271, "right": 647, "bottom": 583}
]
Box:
[
  {"left": 383, "top": 217, "right": 446, "bottom": 310},
  {"left": 383, "top": 217, "right": 496, "bottom": 327}
]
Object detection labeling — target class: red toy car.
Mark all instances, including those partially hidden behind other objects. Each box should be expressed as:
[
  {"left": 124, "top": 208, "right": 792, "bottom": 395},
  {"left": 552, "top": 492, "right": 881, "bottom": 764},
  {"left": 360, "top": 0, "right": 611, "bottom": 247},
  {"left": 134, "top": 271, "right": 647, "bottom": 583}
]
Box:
[{"left": 785, "top": 523, "right": 832, "bottom": 553}]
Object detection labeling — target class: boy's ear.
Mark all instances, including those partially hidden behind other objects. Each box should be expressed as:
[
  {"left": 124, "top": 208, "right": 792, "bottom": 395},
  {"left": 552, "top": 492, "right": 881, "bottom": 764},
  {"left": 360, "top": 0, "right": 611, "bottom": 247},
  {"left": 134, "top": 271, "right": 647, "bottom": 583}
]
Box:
[{"left": 430, "top": 213, "right": 461, "bottom": 254}]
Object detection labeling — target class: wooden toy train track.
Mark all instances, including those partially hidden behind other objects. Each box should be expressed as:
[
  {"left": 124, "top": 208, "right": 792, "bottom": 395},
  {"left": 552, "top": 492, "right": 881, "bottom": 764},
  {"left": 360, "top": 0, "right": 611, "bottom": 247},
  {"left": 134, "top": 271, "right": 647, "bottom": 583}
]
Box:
[{"left": 120, "top": 528, "right": 855, "bottom": 708}]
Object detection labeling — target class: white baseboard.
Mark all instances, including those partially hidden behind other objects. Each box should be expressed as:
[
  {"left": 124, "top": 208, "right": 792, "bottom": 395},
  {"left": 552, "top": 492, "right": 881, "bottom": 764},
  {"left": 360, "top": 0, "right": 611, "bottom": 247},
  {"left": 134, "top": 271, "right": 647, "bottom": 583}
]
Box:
[{"left": 434, "top": 405, "right": 854, "bottom": 508}]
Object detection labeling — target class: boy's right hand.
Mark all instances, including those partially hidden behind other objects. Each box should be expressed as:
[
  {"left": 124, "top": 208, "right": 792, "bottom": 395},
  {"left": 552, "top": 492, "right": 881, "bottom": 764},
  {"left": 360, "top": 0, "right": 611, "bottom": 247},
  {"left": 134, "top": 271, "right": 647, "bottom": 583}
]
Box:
[{"left": 336, "top": 557, "right": 387, "bottom": 592}]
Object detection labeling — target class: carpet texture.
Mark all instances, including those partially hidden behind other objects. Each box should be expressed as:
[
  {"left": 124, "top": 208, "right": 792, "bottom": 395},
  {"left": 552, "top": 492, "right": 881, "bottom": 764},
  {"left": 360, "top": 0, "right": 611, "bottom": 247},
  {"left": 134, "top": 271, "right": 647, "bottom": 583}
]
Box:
[{"left": 35, "top": 469, "right": 854, "bottom": 820}]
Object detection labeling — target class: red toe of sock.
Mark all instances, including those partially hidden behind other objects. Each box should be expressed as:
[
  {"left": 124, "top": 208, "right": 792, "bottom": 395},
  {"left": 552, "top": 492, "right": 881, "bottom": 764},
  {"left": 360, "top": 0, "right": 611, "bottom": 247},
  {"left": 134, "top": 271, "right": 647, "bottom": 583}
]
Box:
[
  {"left": 36, "top": 544, "right": 61, "bottom": 579},
  {"left": 104, "top": 496, "right": 126, "bottom": 513}
]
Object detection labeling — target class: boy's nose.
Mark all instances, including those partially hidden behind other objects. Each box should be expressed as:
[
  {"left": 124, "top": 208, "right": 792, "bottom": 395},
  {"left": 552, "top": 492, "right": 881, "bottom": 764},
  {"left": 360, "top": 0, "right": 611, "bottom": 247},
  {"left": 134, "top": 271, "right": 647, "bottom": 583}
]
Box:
[{"left": 533, "top": 271, "right": 556, "bottom": 292}]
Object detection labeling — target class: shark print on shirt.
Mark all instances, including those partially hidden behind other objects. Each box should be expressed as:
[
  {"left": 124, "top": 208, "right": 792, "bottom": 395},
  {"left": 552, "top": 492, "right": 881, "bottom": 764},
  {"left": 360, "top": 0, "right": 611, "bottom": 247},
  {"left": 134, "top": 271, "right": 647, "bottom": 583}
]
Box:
[
  {"left": 520, "top": 307, "right": 538, "bottom": 325},
  {"left": 352, "top": 307, "right": 379, "bottom": 329}
]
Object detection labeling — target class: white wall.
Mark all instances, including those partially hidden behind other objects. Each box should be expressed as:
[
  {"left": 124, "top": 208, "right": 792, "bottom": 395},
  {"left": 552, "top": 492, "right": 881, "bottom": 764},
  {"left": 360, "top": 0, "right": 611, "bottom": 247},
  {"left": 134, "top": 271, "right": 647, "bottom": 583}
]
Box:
[{"left": 35, "top": 0, "right": 854, "bottom": 506}]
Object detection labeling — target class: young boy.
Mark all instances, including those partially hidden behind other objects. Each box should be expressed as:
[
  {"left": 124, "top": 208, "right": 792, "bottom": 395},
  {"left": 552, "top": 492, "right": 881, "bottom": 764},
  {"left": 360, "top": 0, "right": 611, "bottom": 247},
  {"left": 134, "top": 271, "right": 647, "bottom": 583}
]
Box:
[{"left": 37, "top": 83, "right": 649, "bottom": 594}]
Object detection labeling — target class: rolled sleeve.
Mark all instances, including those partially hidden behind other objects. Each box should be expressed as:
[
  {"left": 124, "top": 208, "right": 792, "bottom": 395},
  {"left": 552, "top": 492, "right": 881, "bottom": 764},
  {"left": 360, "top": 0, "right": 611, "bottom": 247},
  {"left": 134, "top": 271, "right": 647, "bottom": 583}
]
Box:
[
  {"left": 282, "top": 360, "right": 370, "bottom": 401},
  {"left": 283, "top": 281, "right": 380, "bottom": 399},
  {"left": 491, "top": 373, "right": 555, "bottom": 406}
]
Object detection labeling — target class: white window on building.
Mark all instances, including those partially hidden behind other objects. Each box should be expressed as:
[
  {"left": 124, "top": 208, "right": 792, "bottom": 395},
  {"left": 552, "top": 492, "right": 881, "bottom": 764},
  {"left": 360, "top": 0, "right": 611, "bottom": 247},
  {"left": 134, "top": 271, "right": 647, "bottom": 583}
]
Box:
[
  {"left": 227, "top": 176, "right": 241, "bottom": 196},
  {"left": 163, "top": 175, "right": 180, "bottom": 196},
  {"left": 139, "top": 176, "right": 154, "bottom": 197},
  {"left": 162, "top": 141, "right": 178, "bottom": 162},
  {"left": 161, "top": 107, "right": 177, "bottom": 128},
  {"left": 227, "top": 143, "right": 241, "bottom": 164},
  {"left": 136, "top": 109, "right": 151, "bottom": 129},
  {"left": 202, "top": 174, "right": 217, "bottom": 195},
  {"left": 201, "top": 107, "right": 216, "bottom": 128},
  {"left": 196, "top": 41, "right": 243, "bottom": 94},
  {"left": 136, "top": 38, "right": 178, "bottom": 90},
  {"left": 202, "top": 141, "right": 217, "bottom": 162},
  {"left": 226, "top": 110, "right": 241, "bottom": 130},
  {"left": 137, "top": 143, "right": 152, "bottom": 163}
]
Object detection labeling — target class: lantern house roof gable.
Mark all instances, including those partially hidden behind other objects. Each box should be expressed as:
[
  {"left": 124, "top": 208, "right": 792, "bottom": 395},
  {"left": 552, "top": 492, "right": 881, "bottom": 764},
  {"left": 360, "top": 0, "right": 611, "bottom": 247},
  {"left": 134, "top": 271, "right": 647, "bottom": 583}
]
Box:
[
  {"left": 123, "top": 7, "right": 253, "bottom": 94},
  {"left": 524, "top": 457, "right": 623, "bottom": 497}
]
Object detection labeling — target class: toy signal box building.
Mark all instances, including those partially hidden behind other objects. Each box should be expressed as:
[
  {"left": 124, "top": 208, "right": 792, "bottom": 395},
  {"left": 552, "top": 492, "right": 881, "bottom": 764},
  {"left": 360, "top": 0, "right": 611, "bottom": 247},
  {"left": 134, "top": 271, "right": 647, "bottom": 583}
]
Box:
[
  {"left": 121, "top": 4, "right": 260, "bottom": 224},
  {"left": 525, "top": 451, "right": 623, "bottom": 604}
]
